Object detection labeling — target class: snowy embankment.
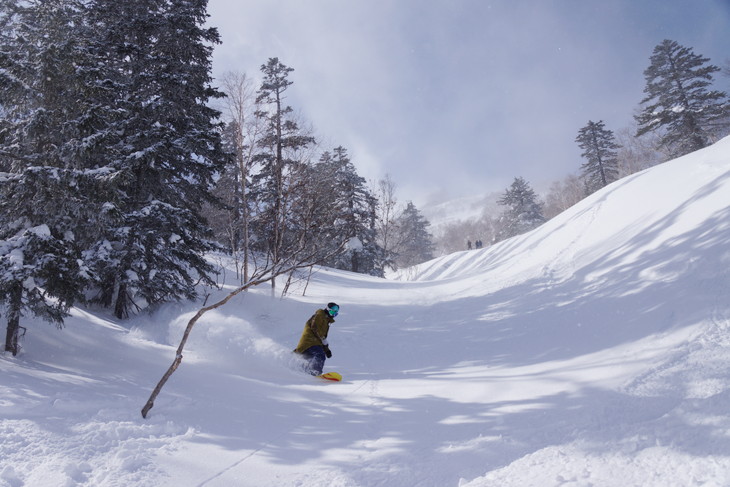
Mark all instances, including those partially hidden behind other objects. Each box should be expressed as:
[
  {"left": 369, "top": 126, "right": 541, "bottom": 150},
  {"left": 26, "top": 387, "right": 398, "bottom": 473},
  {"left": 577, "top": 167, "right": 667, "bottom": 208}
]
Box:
[{"left": 1, "top": 137, "right": 729, "bottom": 486}]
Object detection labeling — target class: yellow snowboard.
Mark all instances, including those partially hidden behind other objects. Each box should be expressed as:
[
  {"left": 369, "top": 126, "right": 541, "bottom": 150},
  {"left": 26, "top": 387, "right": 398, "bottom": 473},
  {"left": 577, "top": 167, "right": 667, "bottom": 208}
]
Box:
[{"left": 317, "top": 372, "right": 342, "bottom": 382}]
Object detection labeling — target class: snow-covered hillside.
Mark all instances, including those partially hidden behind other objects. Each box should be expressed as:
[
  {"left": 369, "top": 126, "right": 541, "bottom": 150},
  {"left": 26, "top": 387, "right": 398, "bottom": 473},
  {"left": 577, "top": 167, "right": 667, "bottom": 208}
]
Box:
[{"left": 1, "top": 137, "right": 729, "bottom": 487}]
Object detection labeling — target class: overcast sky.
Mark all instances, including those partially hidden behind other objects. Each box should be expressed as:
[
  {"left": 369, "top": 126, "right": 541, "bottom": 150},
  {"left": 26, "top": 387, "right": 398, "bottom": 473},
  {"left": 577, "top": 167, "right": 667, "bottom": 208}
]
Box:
[{"left": 206, "top": 0, "right": 730, "bottom": 206}]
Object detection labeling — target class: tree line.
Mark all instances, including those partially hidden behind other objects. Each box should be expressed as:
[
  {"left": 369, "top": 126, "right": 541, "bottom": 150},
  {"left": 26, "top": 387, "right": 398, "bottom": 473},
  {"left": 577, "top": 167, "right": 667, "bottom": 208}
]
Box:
[
  {"left": 202, "top": 63, "right": 435, "bottom": 287},
  {"left": 0, "top": 1, "right": 435, "bottom": 355},
  {"left": 439, "top": 39, "right": 729, "bottom": 253}
]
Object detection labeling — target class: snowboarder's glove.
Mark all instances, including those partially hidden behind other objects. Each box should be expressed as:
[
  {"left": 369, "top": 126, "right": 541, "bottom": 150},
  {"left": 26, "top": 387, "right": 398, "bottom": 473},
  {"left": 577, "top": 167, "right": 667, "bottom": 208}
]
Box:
[{"left": 324, "top": 346, "right": 332, "bottom": 358}]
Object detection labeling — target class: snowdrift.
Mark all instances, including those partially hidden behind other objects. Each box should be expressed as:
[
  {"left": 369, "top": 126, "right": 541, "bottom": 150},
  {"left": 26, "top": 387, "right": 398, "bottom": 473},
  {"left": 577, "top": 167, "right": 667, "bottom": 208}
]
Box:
[{"left": 0, "top": 137, "right": 729, "bottom": 486}]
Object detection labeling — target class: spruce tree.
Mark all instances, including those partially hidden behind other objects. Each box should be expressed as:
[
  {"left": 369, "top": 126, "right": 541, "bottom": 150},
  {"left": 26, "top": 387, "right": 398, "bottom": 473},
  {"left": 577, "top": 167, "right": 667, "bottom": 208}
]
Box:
[
  {"left": 83, "top": 0, "right": 226, "bottom": 318},
  {"left": 318, "top": 147, "right": 384, "bottom": 276},
  {"left": 393, "top": 202, "right": 435, "bottom": 269},
  {"left": 0, "top": 0, "right": 91, "bottom": 354},
  {"left": 575, "top": 120, "right": 620, "bottom": 194},
  {"left": 496, "top": 177, "right": 545, "bottom": 241},
  {"left": 635, "top": 39, "right": 729, "bottom": 158}
]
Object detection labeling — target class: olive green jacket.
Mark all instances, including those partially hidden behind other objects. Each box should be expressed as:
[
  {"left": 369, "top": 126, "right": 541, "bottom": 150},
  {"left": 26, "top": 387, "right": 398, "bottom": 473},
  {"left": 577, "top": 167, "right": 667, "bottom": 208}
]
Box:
[{"left": 294, "top": 309, "right": 334, "bottom": 353}]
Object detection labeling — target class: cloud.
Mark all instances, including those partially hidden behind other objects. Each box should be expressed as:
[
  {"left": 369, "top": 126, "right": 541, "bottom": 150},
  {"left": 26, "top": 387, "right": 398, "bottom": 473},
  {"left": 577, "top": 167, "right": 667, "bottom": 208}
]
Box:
[{"left": 207, "top": 0, "right": 730, "bottom": 205}]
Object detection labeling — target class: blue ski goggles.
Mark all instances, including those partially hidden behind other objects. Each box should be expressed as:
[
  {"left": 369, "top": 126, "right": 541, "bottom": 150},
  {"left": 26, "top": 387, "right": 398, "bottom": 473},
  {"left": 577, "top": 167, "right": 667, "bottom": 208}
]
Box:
[{"left": 327, "top": 305, "right": 339, "bottom": 317}]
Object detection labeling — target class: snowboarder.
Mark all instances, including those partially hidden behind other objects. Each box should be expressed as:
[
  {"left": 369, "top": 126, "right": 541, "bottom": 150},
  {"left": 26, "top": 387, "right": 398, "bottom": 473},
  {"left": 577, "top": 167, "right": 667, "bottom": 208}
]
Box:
[{"left": 294, "top": 302, "right": 339, "bottom": 376}]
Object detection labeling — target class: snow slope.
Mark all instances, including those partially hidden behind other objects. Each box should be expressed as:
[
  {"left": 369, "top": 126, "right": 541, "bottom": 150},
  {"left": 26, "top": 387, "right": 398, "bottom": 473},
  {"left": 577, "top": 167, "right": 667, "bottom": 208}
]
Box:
[{"left": 1, "top": 137, "right": 729, "bottom": 487}]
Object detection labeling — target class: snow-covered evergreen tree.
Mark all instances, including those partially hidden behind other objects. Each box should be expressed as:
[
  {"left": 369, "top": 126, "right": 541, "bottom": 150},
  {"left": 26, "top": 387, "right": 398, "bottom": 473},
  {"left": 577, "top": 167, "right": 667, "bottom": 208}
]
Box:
[
  {"left": 635, "top": 39, "right": 729, "bottom": 158},
  {"left": 0, "top": 0, "right": 108, "bottom": 178},
  {"left": 576, "top": 120, "right": 620, "bottom": 194},
  {"left": 392, "top": 202, "right": 435, "bottom": 269},
  {"left": 318, "top": 147, "right": 384, "bottom": 277},
  {"left": 496, "top": 177, "right": 545, "bottom": 241},
  {"left": 82, "top": 0, "right": 226, "bottom": 318},
  {"left": 0, "top": 0, "right": 92, "bottom": 354}
]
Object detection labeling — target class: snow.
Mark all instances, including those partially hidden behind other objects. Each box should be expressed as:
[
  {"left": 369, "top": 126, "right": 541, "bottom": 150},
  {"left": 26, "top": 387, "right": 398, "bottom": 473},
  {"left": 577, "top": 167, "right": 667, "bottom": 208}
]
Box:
[
  {"left": 1, "top": 137, "right": 730, "bottom": 486},
  {"left": 346, "top": 237, "right": 363, "bottom": 251},
  {"left": 28, "top": 224, "right": 51, "bottom": 238}
]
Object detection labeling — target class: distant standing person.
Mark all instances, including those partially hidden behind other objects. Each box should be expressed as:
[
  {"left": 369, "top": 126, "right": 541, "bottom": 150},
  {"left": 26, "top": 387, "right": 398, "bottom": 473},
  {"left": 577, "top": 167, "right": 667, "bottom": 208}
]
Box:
[{"left": 294, "top": 302, "right": 339, "bottom": 375}]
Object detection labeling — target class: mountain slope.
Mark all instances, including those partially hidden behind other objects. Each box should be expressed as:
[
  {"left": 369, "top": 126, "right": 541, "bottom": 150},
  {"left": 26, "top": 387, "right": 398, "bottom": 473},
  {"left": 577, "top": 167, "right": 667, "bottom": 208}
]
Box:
[{"left": 0, "top": 138, "right": 729, "bottom": 487}]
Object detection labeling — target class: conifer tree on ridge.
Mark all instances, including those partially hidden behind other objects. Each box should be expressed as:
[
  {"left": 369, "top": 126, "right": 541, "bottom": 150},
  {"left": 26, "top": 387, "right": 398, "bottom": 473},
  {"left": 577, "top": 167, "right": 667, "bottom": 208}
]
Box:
[
  {"left": 496, "top": 177, "right": 545, "bottom": 241},
  {"left": 635, "top": 39, "right": 729, "bottom": 158},
  {"left": 576, "top": 120, "right": 620, "bottom": 194}
]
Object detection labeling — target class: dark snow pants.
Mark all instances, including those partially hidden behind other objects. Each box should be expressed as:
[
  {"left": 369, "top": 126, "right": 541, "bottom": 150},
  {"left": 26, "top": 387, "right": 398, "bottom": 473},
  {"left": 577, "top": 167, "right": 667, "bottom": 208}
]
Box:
[{"left": 301, "top": 345, "right": 326, "bottom": 376}]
